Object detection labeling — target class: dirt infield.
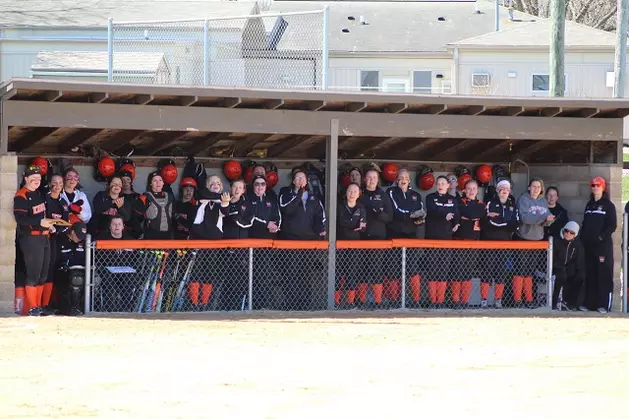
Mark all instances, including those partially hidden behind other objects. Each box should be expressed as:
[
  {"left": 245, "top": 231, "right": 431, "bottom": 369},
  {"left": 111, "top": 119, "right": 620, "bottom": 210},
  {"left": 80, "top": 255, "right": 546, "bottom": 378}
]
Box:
[{"left": 1, "top": 310, "right": 629, "bottom": 418}]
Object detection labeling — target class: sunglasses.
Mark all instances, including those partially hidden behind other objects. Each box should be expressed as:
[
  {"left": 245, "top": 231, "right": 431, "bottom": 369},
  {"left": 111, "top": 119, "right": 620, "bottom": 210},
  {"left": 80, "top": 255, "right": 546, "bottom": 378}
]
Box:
[
  {"left": 564, "top": 230, "right": 576, "bottom": 235},
  {"left": 590, "top": 183, "right": 602, "bottom": 188},
  {"left": 254, "top": 182, "right": 266, "bottom": 187},
  {"left": 65, "top": 174, "right": 79, "bottom": 181}
]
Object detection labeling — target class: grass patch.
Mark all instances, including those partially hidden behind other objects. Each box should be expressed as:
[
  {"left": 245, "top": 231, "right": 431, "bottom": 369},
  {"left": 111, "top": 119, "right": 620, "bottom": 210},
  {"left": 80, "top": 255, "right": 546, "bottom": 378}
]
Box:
[
  {"left": 623, "top": 175, "right": 629, "bottom": 203},
  {"left": 624, "top": 154, "right": 629, "bottom": 162}
]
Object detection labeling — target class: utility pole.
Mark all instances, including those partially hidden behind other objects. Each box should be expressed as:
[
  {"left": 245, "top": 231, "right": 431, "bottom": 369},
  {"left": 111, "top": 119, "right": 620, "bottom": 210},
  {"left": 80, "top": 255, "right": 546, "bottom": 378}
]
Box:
[
  {"left": 494, "top": 0, "right": 500, "bottom": 32},
  {"left": 549, "top": 0, "right": 565, "bottom": 97},
  {"left": 614, "top": 0, "right": 628, "bottom": 98}
]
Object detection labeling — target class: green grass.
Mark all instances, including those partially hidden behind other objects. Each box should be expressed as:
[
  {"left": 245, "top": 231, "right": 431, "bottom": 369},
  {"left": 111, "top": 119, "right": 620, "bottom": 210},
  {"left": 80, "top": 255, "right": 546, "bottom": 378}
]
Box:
[
  {"left": 623, "top": 175, "right": 629, "bottom": 203},
  {"left": 624, "top": 154, "right": 629, "bottom": 162}
]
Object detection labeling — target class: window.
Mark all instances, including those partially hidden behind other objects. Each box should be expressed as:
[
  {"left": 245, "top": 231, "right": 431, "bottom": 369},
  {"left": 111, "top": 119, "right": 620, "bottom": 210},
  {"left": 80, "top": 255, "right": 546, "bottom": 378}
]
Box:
[
  {"left": 360, "top": 70, "right": 379, "bottom": 91},
  {"left": 532, "top": 74, "right": 566, "bottom": 92},
  {"left": 472, "top": 73, "right": 491, "bottom": 87},
  {"left": 382, "top": 78, "right": 410, "bottom": 93},
  {"left": 413, "top": 70, "right": 432, "bottom": 93}
]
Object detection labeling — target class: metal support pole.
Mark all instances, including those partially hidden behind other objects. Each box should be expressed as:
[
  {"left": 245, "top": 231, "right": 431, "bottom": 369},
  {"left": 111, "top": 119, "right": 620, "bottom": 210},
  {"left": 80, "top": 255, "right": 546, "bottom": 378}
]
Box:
[
  {"left": 401, "top": 247, "right": 407, "bottom": 309},
  {"left": 84, "top": 234, "right": 92, "bottom": 313},
  {"left": 203, "top": 19, "right": 210, "bottom": 86},
  {"left": 549, "top": 0, "right": 565, "bottom": 97},
  {"left": 614, "top": 0, "right": 629, "bottom": 98},
  {"left": 494, "top": 0, "right": 500, "bottom": 31},
  {"left": 322, "top": 6, "right": 329, "bottom": 90},
  {"left": 623, "top": 213, "right": 628, "bottom": 312},
  {"left": 326, "top": 118, "right": 339, "bottom": 310},
  {"left": 0, "top": 101, "right": 8, "bottom": 155},
  {"left": 547, "top": 236, "right": 554, "bottom": 309},
  {"left": 248, "top": 247, "right": 254, "bottom": 311},
  {"left": 107, "top": 18, "right": 114, "bottom": 82}
]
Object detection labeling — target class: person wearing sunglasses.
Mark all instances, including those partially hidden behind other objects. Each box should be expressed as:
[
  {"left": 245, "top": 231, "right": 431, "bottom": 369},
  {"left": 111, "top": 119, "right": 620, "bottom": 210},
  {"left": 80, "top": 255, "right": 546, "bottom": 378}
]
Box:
[
  {"left": 60, "top": 168, "right": 92, "bottom": 224},
  {"left": 579, "top": 177, "right": 617, "bottom": 313},
  {"left": 552, "top": 221, "right": 585, "bottom": 311}
]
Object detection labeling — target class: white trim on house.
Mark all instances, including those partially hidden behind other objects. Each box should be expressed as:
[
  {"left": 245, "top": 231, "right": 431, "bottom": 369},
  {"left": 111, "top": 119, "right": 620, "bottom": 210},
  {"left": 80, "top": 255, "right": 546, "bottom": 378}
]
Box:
[{"left": 382, "top": 77, "right": 410, "bottom": 93}]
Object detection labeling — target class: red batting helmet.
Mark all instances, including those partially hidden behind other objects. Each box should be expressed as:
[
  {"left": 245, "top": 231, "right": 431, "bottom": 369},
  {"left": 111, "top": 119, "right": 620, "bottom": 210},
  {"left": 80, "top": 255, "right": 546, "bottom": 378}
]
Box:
[
  {"left": 416, "top": 165, "right": 435, "bottom": 191},
  {"left": 475, "top": 164, "right": 493, "bottom": 185},
  {"left": 180, "top": 177, "right": 198, "bottom": 189},
  {"left": 160, "top": 163, "right": 178, "bottom": 185},
  {"left": 381, "top": 163, "right": 399, "bottom": 183},
  {"left": 266, "top": 170, "right": 279, "bottom": 189},
  {"left": 97, "top": 156, "right": 116, "bottom": 178},
  {"left": 30, "top": 156, "right": 49, "bottom": 177},
  {"left": 223, "top": 160, "right": 242, "bottom": 181},
  {"left": 458, "top": 173, "right": 473, "bottom": 191}
]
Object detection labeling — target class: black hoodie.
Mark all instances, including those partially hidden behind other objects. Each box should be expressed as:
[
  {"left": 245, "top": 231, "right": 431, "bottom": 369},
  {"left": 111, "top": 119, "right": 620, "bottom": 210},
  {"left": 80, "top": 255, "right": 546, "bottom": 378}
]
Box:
[
  {"left": 580, "top": 195, "right": 616, "bottom": 248},
  {"left": 544, "top": 203, "right": 569, "bottom": 240}
]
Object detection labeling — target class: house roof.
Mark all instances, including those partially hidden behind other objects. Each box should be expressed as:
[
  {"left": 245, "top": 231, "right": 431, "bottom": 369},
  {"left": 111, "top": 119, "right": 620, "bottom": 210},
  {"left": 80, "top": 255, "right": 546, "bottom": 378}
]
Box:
[
  {"left": 0, "top": 0, "right": 259, "bottom": 28},
  {"left": 448, "top": 19, "right": 622, "bottom": 49},
  {"left": 31, "top": 51, "right": 166, "bottom": 74},
  {"left": 269, "top": 1, "right": 536, "bottom": 53}
]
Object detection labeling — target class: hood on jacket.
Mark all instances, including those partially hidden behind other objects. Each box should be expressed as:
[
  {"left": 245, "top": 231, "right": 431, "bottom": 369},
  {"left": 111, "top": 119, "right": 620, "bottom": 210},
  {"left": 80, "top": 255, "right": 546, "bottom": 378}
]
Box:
[{"left": 560, "top": 221, "right": 580, "bottom": 238}]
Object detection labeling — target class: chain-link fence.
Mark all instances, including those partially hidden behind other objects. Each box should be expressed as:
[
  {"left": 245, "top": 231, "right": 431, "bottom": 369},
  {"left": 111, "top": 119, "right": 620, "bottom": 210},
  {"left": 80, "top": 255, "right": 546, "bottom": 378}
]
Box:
[
  {"left": 85, "top": 238, "right": 551, "bottom": 314},
  {"left": 108, "top": 9, "right": 327, "bottom": 89}
]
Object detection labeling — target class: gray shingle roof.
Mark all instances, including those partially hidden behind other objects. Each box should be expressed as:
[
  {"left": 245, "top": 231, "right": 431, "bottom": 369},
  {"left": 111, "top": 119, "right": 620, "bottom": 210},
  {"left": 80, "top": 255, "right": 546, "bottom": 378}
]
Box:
[
  {"left": 32, "top": 51, "right": 166, "bottom": 73},
  {"left": 0, "top": 0, "right": 258, "bottom": 28},
  {"left": 269, "top": 1, "right": 537, "bottom": 52}
]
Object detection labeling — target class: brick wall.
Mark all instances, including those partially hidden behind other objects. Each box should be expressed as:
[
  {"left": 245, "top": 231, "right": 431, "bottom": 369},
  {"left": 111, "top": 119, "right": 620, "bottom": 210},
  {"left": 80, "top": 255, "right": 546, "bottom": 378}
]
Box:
[{"left": 0, "top": 154, "right": 17, "bottom": 313}]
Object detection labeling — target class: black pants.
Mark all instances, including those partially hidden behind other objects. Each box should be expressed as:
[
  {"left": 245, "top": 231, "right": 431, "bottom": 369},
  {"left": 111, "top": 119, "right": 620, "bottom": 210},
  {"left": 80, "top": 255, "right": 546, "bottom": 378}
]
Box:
[
  {"left": 553, "top": 272, "right": 582, "bottom": 308},
  {"left": 18, "top": 235, "right": 50, "bottom": 287},
  {"left": 252, "top": 251, "right": 275, "bottom": 310},
  {"left": 336, "top": 249, "right": 362, "bottom": 291},
  {"left": 584, "top": 243, "right": 614, "bottom": 311},
  {"left": 47, "top": 236, "right": 60, "bottom": 285},
  {"left": 280, "top": 249, "right": 326, "bottom": 311},
  {"left": 220, "top": 249, "right": 249, "bottom": 311},
  {"left": 15, "top": 240, "right": 25, "bottom": 288}
]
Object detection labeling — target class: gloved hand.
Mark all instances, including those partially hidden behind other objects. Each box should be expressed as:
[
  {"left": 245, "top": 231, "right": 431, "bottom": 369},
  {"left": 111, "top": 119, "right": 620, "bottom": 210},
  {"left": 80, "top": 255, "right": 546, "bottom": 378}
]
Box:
[
  {"left": 372, "top": 205, "right": 384, "bottom": 213},
  {"left": 145, "top": 203, "right": 159, "bottom": 220},
  {"left": 69, "top": 199, "right": 84, "bottom": 215},
  {"left": 410, "top": 209, "right": 426, "bottom": 219}
]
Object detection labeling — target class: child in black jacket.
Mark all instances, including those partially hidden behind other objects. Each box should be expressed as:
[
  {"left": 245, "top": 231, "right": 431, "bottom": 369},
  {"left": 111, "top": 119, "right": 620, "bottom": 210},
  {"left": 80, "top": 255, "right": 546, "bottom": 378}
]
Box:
[{"left": 553, "top": 221, "right": 586, "bottom": 310}]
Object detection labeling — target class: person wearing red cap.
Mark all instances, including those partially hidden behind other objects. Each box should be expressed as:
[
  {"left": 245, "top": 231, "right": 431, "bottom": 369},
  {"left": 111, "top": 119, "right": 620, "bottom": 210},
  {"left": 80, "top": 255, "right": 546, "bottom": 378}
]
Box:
[
  {"left": 580, "top": 176, "right": 616, "bottom": 313},
  {"left": 135, "top": 172, "right": 175, "bottom": 240}
]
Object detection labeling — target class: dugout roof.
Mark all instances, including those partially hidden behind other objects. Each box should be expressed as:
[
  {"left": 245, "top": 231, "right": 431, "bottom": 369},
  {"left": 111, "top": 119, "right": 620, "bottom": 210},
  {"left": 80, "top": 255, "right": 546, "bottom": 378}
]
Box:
[{"left": 0, "top": 78, "right": 628, "bottom": 164}]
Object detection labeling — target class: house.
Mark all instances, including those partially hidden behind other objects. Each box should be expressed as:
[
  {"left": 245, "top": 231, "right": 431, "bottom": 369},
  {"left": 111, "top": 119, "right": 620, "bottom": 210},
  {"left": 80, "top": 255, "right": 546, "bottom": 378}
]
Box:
[
  {"left": 31, "top": 51, "right": 171, "bottom": 84},
  {"left": 448, "top": 19, "right": 629, "bottom": 97}
]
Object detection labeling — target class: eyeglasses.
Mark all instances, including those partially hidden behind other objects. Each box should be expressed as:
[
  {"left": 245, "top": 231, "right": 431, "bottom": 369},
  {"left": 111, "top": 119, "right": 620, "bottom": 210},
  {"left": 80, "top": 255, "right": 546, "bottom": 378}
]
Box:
[
  {"left": 564, "top": 230, "right": 576, "bottom": 235},
  {"left": 254, "top": 182, "right": 266, "bottom": 187},
  {"left": 448, "top": 178, "right": 457, "bottom": 183},
  {"left": 65, "top": 174, "right": 79, "bottom": 181},
  {"left": 590, "top": 183, "right": 601, "bottom": 188}
]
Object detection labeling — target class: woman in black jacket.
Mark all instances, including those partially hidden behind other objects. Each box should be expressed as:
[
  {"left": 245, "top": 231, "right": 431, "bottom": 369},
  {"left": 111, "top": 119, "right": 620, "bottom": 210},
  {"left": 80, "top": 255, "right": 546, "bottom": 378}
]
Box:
[
  {"left": 90, "top": 176, "right": 132, "bottom": 237},
  {"left": 553, "top": 221, "right": 586, "bottom": 310},
  {"left": 336, "top": 183, "right": 366, "bottom": 309},
  {"left": 544, "top": 186, "right": 569, "bottom": 240}
]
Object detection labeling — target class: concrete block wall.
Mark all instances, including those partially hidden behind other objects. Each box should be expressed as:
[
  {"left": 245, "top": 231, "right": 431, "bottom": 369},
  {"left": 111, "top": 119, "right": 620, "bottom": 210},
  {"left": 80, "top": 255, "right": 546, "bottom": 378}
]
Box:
[
  {"left": 530, "top": 164, "right": 623, "bottom": 310},
  {"left": 0, "top": 154, "right": 17, "bottom": 313}
]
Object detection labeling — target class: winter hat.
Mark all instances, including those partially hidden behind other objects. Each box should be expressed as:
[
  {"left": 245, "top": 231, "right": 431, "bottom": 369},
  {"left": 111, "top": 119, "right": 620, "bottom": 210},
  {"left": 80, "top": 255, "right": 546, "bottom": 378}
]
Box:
[
  {"left": 252, "top": 174, "right": 266, "bottom": 184},
  {"left": 24, "top": 165, "right": 42, "bottom": 177},
  {"left": 496, "top": 180, "right": 511, "bottom": 191},
  {"left": 561, "top": 221, "right": 580, "bottom": 237}
]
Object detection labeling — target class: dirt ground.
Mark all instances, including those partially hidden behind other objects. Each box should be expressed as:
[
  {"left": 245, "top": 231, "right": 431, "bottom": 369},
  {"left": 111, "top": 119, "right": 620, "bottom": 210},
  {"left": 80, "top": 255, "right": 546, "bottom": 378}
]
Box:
[{"left": 1, "top": 310, "right": 629, "bottom": 419}]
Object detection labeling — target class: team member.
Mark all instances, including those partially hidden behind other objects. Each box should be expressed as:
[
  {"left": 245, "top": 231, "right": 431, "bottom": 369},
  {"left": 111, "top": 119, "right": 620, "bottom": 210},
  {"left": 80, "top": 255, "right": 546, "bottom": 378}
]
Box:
[
  {"left": 278, "top": 168, "right": 326, "bottom": 310},
  {"left": 56, "top": 222, "right": 88, "bottom": 316},
  {"left": 97, "top": 215, "right": 132, "bottom": 240},
  {"left": 248, "top": 175, "right": 281, "bottom": 309},
  {"left": 223, "top": 179, "right": 254, "bottom": 239},
  {"left": 452, "top": 179, "right": 484, "bottom": 308},
  {"left": 44, "top": 174, "right": 69, "bottom": 312},
  {"left": 359, "top": 169, "right": 393, "bottom": 308},
  {"left": 514, "top": 178, "right": 553, "bottom": 308},
  {"left": 246, "top": 164, "right": 278, "bottom": 202},
  {"left": 14, "top": 165, "right": 56, "bottom": 316},
  {"left": 482, "top": 180, "right": 520, "bottom": 308},
  {"left": 446, "top": 173, "right": 462, "bottom": 201},
  {"left": 174, "top": 177, "right": 198, "bottom": 240},
  {"left": 580, "top": 177, "right": 616, "bottom": 313},
  {"left": 425, "top": 175, "right": 460, "bottom": 308},
  {"left": 544, "top": 187, "right": 569, "bottom": 240},
  {"left": 553, "top": 221, "right": 585, "bottom": 310},
  {"left": 189, "top": 175, "right": 230, "bottom": 310},
  {"left": 60, "top": 168, "right": 92, "bottom": 224},
  {"left": 120, "top": 170, "right": 142, "bottom": 239},
  {"left": 387, "top": 169, "right": 424, "bottom": 306},
  {"left": 135, "top": 171, "right": 175, "bottom": 240},
  {"left": 90, "top": 176, "right": 132, "bottom": 237},
  {"left": 335, "top": 183, "right": 366, "bottom": 309}
]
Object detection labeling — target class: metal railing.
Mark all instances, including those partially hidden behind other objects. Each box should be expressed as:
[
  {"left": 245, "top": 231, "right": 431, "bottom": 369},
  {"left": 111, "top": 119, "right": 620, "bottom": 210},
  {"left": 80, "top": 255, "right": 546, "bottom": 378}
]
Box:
[
  {"left": 84, "top": 238, "right": 551, "bottom": 314},
  {"left": 624, "top": 213, "right": 628, "bottom": 313},
  {"left": 107, "top": 8, "right": 328, "bottom": 89}
]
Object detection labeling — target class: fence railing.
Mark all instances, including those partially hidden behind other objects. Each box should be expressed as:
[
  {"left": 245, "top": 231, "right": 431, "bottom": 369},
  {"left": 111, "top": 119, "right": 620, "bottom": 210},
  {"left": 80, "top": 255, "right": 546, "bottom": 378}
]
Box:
[
  {"left": 84, "top": 237, "right": 551, "bottom": 314},
  {"left": 624, "top": 213, "right": 628, "bottom": 313},
  {"left": 107, "top": 9, "right": 328, "bottom": 89}
]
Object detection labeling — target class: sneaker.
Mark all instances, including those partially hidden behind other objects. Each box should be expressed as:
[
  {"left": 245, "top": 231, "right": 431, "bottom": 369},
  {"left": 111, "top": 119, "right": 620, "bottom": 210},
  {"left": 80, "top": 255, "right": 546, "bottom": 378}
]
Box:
[
  {"left": 494, "top": 299, "right": 502, "bottom": 309},
  {"left": 579, "top": 306, "right": 590, "bottom": 312},
  {"left": 480, "top": 299, "right": 488, "bottom": 309},
  {"left": 559, "top": 302, "right": 570, "bottom": 311},
  {"left": 597, "top": 308, "right": 608, "bottom": 314},
  {"left": 41, "top": 307, "right": 57, "bottom": 316},
  {"left": 70, "top": 308, "right": 84, "bottom": 317},
  {"left": 28, "top": 307, "right": 43, "bottom": 317}
]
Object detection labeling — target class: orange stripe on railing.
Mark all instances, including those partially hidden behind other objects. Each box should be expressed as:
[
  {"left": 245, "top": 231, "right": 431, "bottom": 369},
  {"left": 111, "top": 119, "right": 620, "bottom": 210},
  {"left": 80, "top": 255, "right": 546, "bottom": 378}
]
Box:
[
  {"left": 336, "top": 240, "right": 392, "bottom": 250},
  {"left": 272, "top": 240, "right": 329, "bottom": 250},
  {"left": 95, "top": 239, "right": 274, "bottom": 250},
  {"left": 391, "top": 239, "right": 548, "bottom": 250}
]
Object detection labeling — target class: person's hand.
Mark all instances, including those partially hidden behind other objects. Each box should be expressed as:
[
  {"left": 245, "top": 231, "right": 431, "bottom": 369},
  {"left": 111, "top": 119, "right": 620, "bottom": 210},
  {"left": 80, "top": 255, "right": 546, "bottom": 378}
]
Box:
[
  {"left": 546, "top": 215, "right": 556, "bottom": 223},
  {"left": 114, "top": 197, "right": 124, "bottom": 208},
  {"left": 220, "top": 192, "right": 231, "bottom": 204},
  {"left": 268, "top": 221, "right": 279, "bottom": 233},
  {"left": 452, "top": 224, "right": 459, "bottom": 233},
  {"left": 49, "top": 225, "right": 57, "bottom": 234},
  {"left": 460, "top": 216, "right": 469, "bottom": 220},
  {"left": 354, "top": 221, "right": 367, "bottom": 231},
  {"left": 319, "top": 231, "right": 326, "bottom": 237},
  {"left": 487, "top": 212, "right": 499, "bottom": 218},
  {"left": 40, "top": 218, "right": 55, "bottom": 229},
  {"left": 410, "top": 209, "right": 426, "bottom": 219},
  {"left": 446, "top": 213, "right": 454, "bottom": 221}
]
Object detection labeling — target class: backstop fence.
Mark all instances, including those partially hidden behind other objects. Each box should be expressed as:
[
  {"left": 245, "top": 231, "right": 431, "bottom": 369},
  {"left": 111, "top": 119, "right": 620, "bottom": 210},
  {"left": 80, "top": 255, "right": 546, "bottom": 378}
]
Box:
[
  {"left": 108, "top": 9, "right": 328, "bottom": 89},
  {"left": 84, "top": 237, "right": 552, "bottom": 313}
]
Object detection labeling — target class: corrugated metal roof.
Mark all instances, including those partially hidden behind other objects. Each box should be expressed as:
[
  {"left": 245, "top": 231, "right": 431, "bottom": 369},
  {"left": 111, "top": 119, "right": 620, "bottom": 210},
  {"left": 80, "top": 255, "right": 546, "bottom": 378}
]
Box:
[
  {"left": 0, "top": 0, "right": 258, "bottom": 28},
  {"left": 32, "top": 51, "right": 166, "bottom": 73}
]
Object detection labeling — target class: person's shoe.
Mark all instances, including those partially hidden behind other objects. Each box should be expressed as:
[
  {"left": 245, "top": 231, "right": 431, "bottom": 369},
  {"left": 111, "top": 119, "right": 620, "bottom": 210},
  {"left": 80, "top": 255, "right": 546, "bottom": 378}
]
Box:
[
  {"left": 42, "top": 306, "right": 57, "bottom": 316},
  {"left": 559, "top": 302, "right": 570, "bottom": 311},
  {"left": 480, "top": 299, "right": 488, "bottom": 309},
  {"left": 494, "top": 299, "right": 503, "bottom": 309},
  {"left": 579, "top": 305, "right": 590, "bottom": 312},
  {"left": 28, "top": 307, "right": 43, "bottom": 317},
  {"left": 597, "top": 307, "right": 608, "bottom": 314},
  {"left": 70, "top": 308, "right": 84, "bottom": 317}
]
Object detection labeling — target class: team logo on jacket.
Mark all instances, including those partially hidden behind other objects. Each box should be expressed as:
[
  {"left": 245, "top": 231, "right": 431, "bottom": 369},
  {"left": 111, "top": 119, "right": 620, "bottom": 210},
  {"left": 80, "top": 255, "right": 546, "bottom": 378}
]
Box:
[
  {"left": 266, "top": 201, "right": 271, "bottom": 207},
  {"left": 241, "top": 205, "right": 247, "bottom": 210},
  {"left": 412, "top": 196, "right": 417, "bottom": 201},
  {"left": 310, "top": 196, "right": 315, "bottom": 201},
  {"left": 32, "top": 203, "right": 45, "bottom": 214},
  {"left": 51, "top": 213, "right": 62, "bottom": 219},
  {"left": 374, "top": 194, "right": 381, "bottom": 200},
  {"left": 448, "top": 199, "right": 453, "bottom": 204},
  {"left": 598, "top": 206, "right": 603, "bottom": 211}
]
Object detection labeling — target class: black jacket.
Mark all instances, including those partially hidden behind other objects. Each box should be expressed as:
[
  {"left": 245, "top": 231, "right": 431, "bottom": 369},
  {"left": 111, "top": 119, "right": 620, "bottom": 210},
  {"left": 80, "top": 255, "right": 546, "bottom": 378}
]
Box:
[
  {"left": 581, "top": 195, "right": 616, "bottom": 248},
  {"left": 189, "top": 199, "right": 230, "bottom": 240},
  {"left": 174, "top": 199, "right": 198, "bottom": 240},
  {"left": 482, "top": 197, "right": 520, "bottom": 241},
  {"left": 14, "top": 187, "right": 47, "bottom": 236},
  {"left": 337, "top": 201, "right": 367, "bottom": 240},
  {"left": 553, "top": 236, "right": 586, "bottom": 283},
  {"left": 90, "top": 191, "right": 132, "bottom": 236},
  {"left": 223, "top": 196, "right": 254, "bottom": 239},
  {"left": 360, "top": 187, "right": 393, "bottom": 240},
  {"left": 544, "top": 203, "right": 569, "bottom": 240},
  {"left": 249, "top": 193, "right": 281, "bottom": 239},
  {"left": 278, "top": 187, "right": 326, "bottom": 240},
  {"left": 456, "top": 198, "right": 485, "bottom": 240},
  {"left": 58, "top": 235, "right": 85, "bottom": 268},
  {"left": 122, "top": 191, "right": 143, "bottom": 239},
  {"left": 425, "top": 192, "right": 460, "bottom": 240},
  {"left": 387, "top": 186, "right": 423, "bottom": 238}
]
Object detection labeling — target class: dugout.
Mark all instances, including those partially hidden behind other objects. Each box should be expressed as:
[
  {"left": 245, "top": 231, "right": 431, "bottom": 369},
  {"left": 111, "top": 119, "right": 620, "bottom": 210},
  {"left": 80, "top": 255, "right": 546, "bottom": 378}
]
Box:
[{"left": 0, "top": 78, "right": 627, "bottom": 312}]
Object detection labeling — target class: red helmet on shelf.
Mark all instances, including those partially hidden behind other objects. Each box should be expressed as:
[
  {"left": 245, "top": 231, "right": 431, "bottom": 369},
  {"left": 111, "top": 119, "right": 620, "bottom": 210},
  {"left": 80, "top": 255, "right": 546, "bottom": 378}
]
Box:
[
  {"left": 475, "top": 164, "right": 493, "bottom": 185},
  {"left": 30, "top": 156, "right": 49, "bottom": 176},
  {"left": 224, "top": 160, "right": 242, "bottom": 181},
  {"left": 381, "top": 162, "right": 399, "bottom": 183},
  {"left": 416, "top": 165, "right": 435, "bottom": 191},
  {"left": 266, "top": 170, "right": 279, "bottom": 189},
  {"left": 244, "top": 165, "right": 256, "bottom": 184},
  {"left": 97, "top": 156, "right": 116, "bottom": 178},
  {"left": 160, "top": 163, "right": 178, "bottom": 185},
  {"left": 118, "top": 163, "right": 136, "bottom": 181},
  {"left": 180, "top": 177, "right": 198, "bottom": 189},
  {"left": 458, "top": 173, "right": 473, "bottom": 191},
  {"left": 339, "top": 171, "right": 351, "bottom": 189}
]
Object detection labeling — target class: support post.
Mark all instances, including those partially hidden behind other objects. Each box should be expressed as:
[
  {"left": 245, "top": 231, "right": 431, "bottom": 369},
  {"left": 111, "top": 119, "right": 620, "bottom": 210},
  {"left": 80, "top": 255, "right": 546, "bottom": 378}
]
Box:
[
  {"left": 549, "top": 0, "right": 565, "bottom": 97},
  {"left": 203, "top": 19, "right": 210, "bottom": 86},
  {"left": 107, "top": 18, "right": 114, "bottom": 82},
  {"left": 326, "top": 118, "right": 339, "bottom": 310},
  {"left": 623, "top": 213, "right": 628, "bottom": 312},
  {"left": 401, "top": 247, "right": 407, "bottom": 309},
  {"left": 84, "top": 234, "right": 92, "bottom": 314},
  {"left": 494, "top": 0, "right": 500, "bottom": 31},
  {"left": 248, "top": 247, "right": 253, "bottom": 311},
  {"left": 547, "top": 236, "right": 554, "bottom": 310},
  {"left": 614, "top": 0, "right": 629, "bottom": 98},
  {"left": 0, "top": 100, "right": 7, "bottom": 155},
  {"left": 322, "top": 6, "right": 329, "bottom": 90}
]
